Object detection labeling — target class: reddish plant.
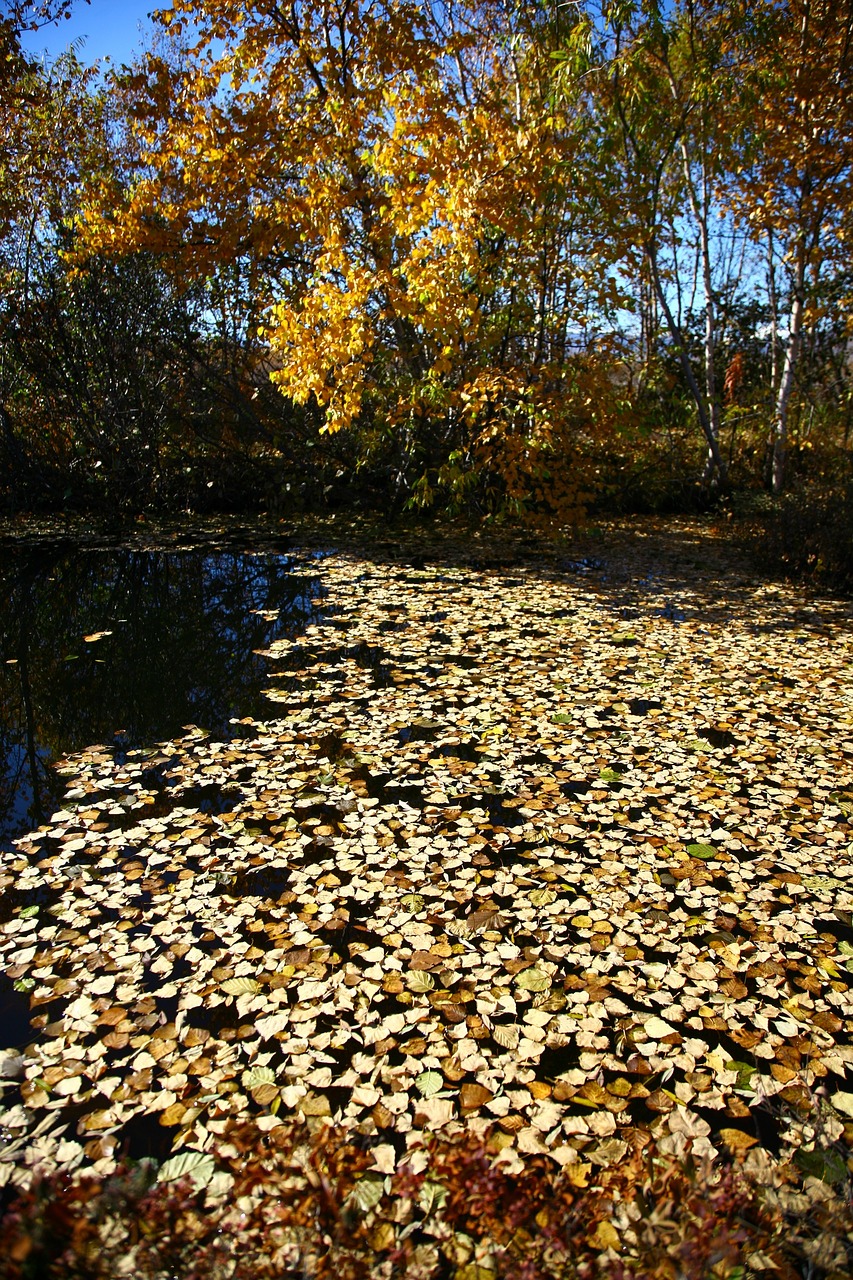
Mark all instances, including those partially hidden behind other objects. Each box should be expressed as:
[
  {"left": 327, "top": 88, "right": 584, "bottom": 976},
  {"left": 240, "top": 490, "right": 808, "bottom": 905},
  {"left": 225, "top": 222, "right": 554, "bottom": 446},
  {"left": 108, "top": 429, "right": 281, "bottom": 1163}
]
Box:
[{"left": 1, "top": 1119, "right": 849, "bottom": 1280}]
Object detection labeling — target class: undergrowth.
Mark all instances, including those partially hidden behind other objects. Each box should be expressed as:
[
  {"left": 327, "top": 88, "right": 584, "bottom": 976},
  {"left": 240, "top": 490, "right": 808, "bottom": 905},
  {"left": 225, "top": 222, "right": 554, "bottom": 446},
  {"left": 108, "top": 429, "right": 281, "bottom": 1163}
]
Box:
[
  {"left": 2, "top": 1119, "right": 852, "bottom": 1279},
  {"left": 734, "top": 482, "right": 853, "bottom": 595}
]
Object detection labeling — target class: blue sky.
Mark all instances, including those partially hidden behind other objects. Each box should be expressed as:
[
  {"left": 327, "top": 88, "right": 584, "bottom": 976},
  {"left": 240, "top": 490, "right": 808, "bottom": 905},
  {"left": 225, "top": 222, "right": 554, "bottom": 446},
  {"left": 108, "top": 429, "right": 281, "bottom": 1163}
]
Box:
[{"left": 19, "top": 0, "right": 158, "bottom": 68}]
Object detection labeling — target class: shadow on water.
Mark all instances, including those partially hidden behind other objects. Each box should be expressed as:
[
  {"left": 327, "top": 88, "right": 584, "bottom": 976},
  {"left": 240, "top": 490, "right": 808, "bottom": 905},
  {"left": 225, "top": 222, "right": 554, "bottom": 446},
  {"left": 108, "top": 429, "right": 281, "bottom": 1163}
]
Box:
[{"left": 0, "top": 546, "right": 325, "bottom": 845}]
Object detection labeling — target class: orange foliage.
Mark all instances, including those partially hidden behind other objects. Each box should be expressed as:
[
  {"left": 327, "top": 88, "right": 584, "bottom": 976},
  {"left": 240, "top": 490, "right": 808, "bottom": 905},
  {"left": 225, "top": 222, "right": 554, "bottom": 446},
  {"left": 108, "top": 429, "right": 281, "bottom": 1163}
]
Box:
[
  {"left": 74, "top": 0, "right": 620, "bottom": 521},
  {"left": 2, "top": 1117, "right": 845, "bottom": 1279}
]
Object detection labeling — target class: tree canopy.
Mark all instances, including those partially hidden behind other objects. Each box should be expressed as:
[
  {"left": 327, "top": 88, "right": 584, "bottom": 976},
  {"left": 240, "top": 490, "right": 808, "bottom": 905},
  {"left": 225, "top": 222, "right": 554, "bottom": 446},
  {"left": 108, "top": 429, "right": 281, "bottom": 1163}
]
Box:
[{"left": 2, "top": 0, "right": 851, "bottom": 516}]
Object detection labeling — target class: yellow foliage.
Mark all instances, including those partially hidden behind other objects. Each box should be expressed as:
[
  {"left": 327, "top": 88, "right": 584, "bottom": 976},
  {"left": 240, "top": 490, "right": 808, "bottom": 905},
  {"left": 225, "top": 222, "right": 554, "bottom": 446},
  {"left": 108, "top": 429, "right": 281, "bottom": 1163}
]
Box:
[{"left": 75, "top": 0, "right": 622, "bottom": 517}]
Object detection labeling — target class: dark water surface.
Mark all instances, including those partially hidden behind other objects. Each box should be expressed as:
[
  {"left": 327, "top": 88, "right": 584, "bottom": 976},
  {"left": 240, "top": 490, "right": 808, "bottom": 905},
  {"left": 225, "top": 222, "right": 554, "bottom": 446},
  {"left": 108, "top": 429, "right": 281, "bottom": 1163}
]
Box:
[{"left": 0, "top": 543, "right": 325, "bottom": 846}]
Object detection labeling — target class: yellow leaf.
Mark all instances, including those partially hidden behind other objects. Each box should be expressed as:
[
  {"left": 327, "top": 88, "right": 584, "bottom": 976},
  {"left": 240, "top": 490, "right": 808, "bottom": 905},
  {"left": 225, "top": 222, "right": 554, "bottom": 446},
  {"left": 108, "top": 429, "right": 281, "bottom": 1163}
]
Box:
[
  {"left": 719, "top": 1128, "right": 759, "bottom": 1154},
  {"left": 590, "top": 1220, "right": 620, "bottom": 1250},
  {"left": 565, "top": 1161, "right": 592, "bottom": 1188}
]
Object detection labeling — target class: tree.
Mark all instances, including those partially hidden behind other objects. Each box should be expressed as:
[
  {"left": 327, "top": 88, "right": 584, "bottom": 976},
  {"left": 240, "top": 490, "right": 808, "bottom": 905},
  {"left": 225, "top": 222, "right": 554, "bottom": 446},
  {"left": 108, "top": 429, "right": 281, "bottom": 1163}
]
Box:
[
  {"left": 75, "top": 0, "right": 623, "bottom": 521},
  {"left": 552, "top": 0, "right": 762, "bottom": 490},
  {"left": 725, "top": 0, "right": 853, "bottom": 491},
  {"left": 0, "top": 41, "right": 110, "bottom": 488}
]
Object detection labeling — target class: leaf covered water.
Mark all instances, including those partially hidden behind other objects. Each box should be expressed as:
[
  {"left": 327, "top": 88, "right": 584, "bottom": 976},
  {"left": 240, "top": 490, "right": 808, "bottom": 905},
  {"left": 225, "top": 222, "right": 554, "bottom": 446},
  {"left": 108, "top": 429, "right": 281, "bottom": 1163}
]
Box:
[{"left": 1, "top": 522, "right": 852, "bottom": 1188}]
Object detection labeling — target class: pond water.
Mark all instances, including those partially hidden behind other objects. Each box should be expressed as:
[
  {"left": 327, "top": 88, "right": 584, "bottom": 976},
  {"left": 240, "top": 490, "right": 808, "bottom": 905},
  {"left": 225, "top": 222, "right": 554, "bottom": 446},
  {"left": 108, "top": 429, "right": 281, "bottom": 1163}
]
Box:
[{"left": 0, "top": 543, "right": 326, "bottom": 847}]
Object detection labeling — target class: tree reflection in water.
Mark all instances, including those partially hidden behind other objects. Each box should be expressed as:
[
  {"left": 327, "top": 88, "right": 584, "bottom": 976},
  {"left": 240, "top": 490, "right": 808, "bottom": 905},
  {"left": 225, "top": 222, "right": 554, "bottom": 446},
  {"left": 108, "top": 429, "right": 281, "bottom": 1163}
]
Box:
[{"left": 0, "top": 546, "right": 324, "bottom": 843}]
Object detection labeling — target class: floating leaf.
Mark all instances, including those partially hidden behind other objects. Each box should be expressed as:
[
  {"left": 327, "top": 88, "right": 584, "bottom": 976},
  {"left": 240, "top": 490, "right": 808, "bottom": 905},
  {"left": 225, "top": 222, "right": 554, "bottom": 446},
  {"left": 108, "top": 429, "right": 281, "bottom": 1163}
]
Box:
[
  {"left": 407, "top": 971, "right": 435, "bottom": 993},
  {"left": 551, "top": 713, "right": 573, "bottom": 725},
  {"left": 399, "top": 894, "right": 425, "bottom": 913},
  {"left": 719, "top": 1129, "right": 759, "bottom": 1154},
  {"left": 18, "top": 906, "right": 39, "bottom": 919},
  {"left": 643, "top": 1016, "right": 678, "bottom": 1040},
  {"left": 242, "top": 1066, "right": 276, "bottom": 1089},
  {"left": 415, "top": 1070, "right": 444, "bottom": 1098},
  {"left": 460, "top": 1082, "right": 493, "bottom": 1112},
  {"left": 493, "top": 1024, "right": 520, "bottom": 1050},
  {"left": 599, "top": 768, "right": 621, "bottom": 783},
  {"left": 251, "top": 1082, "right": 279, "bottom": 1106},
  {"left": 418, "top": 1179, "right": 447, "bottom": 1216},
  {"left": 347, "top": 1174, "right": 385, "bottom": 1213},
  {"left": 687, "top": 843, "right": 716, "bottom": 860},
  {"left": 802, "top": 874, "right": 842, "bottom": 890},
  {"left": 529, "top": 888, "right": 557, "bottom": 907},
  {"left": 222, "top": 977, "right": 261, "bottom": 996},
  {"left": 158, "top": 1151, "right": 216, "bottom": 1189},
  {"left": 725, "top": 1060, "right": 758, "bottom": 1091},
  {"left": 515, "top": 967, "right": 550, "bottom": 992},
  {"left": 794, "top": 1148, "right": 848, "bottom": 1185}
]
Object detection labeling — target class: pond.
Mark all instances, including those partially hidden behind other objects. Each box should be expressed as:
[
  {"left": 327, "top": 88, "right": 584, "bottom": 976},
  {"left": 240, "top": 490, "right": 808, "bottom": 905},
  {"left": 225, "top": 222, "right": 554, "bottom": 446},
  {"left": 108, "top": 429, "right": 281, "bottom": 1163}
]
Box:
[
  {"left": 1, "top": 521, "right": 852, "bottom": 1198},
  {"left": 0, "top": 542, "right": 326, "bottom": 846}
]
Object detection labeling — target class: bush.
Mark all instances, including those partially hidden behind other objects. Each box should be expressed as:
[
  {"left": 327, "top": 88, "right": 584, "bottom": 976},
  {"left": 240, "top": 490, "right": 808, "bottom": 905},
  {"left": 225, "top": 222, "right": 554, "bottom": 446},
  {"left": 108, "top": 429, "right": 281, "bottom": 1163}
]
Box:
[
  {"left": 739, "top": 483, "right": 853, "bottom": 594},
  {"left": 3, "top": 1117, "right": 852, "bottom": 1279}
]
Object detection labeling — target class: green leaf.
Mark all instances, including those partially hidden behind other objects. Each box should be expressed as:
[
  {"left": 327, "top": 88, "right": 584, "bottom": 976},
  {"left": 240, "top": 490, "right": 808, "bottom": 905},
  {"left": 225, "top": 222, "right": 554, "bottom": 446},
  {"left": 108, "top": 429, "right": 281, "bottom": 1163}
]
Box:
[
  {"left": 418, "top": 1179, "right": 448, "bottom": 1215},
  {"left": 400, "top": 894, "right": 425, "bottom": 913},
  {"left": 802, "top": 874, "right": 843, "bottom": 891},
  {"left": 599, "top": 768, "right": 621, "bottom": 783},
  {"left": 13, "top": 978, "right": 35, "bottom": 992},
  {"left": 158, "top": 1151, "right": 216, "bottom": 1189},
  {"left": 415, "top": 1070, "right": 444, "bottom": 1098},
  {"left": 551, "top": 713, "right": 573, "bottom": 725},
  {"left": 724, "top": 1060, "right": 757, "bottom": 1091},
  {"left": 408, "top": 971, "right": 435, "bottom": 993},
  {"left": 221, "top": 977, "right": 261, "bottom": 996},
  {"left": 610, "top": 631, "right": 637, "bottom": 646},
  {"left": 794, "top": 1147, "right": 848, "bottom": 1185},
  {"left": 241, "top": 1065, "right": 276, "bottom": 1089},
  {"left": 529, "top": 888, "right": 557, "bottom": 907},
  {"left": 347, "top": 1174, "right": 385, "bottom": 1213},
  {"left": 687, "top": 843, "right": 716, "bottom": 860},
  {"left": 19, "top": 905, "right": 39, "bottom": 919},
  {"left": 515, "top": 967, "right": 550, "bottom": 992}
]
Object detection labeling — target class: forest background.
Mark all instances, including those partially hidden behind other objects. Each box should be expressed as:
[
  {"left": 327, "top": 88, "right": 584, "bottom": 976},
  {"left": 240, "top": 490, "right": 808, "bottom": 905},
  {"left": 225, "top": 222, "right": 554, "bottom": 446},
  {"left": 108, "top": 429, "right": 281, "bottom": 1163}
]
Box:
[{"left": 2, "top": 0, "right": 852, "bottom": 582}]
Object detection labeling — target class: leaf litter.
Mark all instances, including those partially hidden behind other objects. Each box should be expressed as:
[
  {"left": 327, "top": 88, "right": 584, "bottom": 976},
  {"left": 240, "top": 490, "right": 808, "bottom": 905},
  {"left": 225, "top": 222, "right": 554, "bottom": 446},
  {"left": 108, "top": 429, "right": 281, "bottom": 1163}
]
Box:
[{"left": 1, "top": 520, "right": 852, "bottom": 1193}]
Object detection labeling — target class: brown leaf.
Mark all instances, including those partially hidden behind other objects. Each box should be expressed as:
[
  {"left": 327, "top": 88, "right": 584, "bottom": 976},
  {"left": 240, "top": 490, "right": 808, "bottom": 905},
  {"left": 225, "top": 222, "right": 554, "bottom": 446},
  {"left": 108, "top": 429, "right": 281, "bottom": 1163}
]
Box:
[
  {"left": 251, "top": 1083, "right": 279, "bottom": 1106},
  {"left": 497, "top": 1114, "right": 525, "bottom": 1133},
  {"left": 399, "top": 1037, "right": 428, "bottom": 1056},
  {"left": 719, "top": 1128, "right": 759, "bottom": 1154},
  {"left": 300, "top": 1093, "right": 331, "bottom": 1117},
  {"left": 459, "top": 1083, "right": 494, "bottom": 1113},
  {"left": 159, "top": 1102, "right": 188, "bottom": 1127},
  {"left": 442, "top": 1056, "right": 466, "bottom": 1082}
]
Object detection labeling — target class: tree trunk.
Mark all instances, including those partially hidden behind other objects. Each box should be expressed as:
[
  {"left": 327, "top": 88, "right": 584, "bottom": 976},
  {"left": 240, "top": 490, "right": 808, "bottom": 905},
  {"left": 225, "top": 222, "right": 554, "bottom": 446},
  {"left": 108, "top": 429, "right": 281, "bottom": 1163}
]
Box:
[
  {"left": 646, "top": 245, "right": 728, "bottom": 486},
  {"left": 771, "top": 241, "right": 806, "bottom": 494}
]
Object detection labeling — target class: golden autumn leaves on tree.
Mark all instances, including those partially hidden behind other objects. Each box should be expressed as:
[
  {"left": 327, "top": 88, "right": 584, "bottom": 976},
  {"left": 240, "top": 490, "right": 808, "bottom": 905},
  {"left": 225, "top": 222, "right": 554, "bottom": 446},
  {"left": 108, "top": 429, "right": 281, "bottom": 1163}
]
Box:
[
  {"left": 26, "top": 0, "right": 853, "bottom": 516},
  {"left": 75, "top": 0, "right": 627, "bottom": 523},
  {"left": 725, "top": 0, "right": 853, "bottom": 493}
]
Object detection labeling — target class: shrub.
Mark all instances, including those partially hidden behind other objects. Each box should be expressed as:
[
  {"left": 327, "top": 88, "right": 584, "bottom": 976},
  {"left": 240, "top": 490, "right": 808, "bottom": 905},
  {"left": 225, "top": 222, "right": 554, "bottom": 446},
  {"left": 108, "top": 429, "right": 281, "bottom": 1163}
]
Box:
[{"left": 5, "top": 1117, "right": 852, "bottom": 1280}]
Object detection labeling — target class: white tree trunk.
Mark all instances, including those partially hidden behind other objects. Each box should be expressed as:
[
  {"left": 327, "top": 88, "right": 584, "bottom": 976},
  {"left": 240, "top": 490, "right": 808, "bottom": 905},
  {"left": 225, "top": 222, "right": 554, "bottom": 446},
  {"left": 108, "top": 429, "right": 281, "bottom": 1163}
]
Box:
[{"left": 771, "top": 243, "right": 806, "bottom": 494}]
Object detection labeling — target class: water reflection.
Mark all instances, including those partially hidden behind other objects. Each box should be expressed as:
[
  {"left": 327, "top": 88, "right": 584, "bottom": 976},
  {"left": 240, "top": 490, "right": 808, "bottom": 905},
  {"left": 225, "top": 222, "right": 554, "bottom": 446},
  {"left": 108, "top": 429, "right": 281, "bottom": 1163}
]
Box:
[{"left": 0, "top": 546, "right": 324, "bottom": 843}]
